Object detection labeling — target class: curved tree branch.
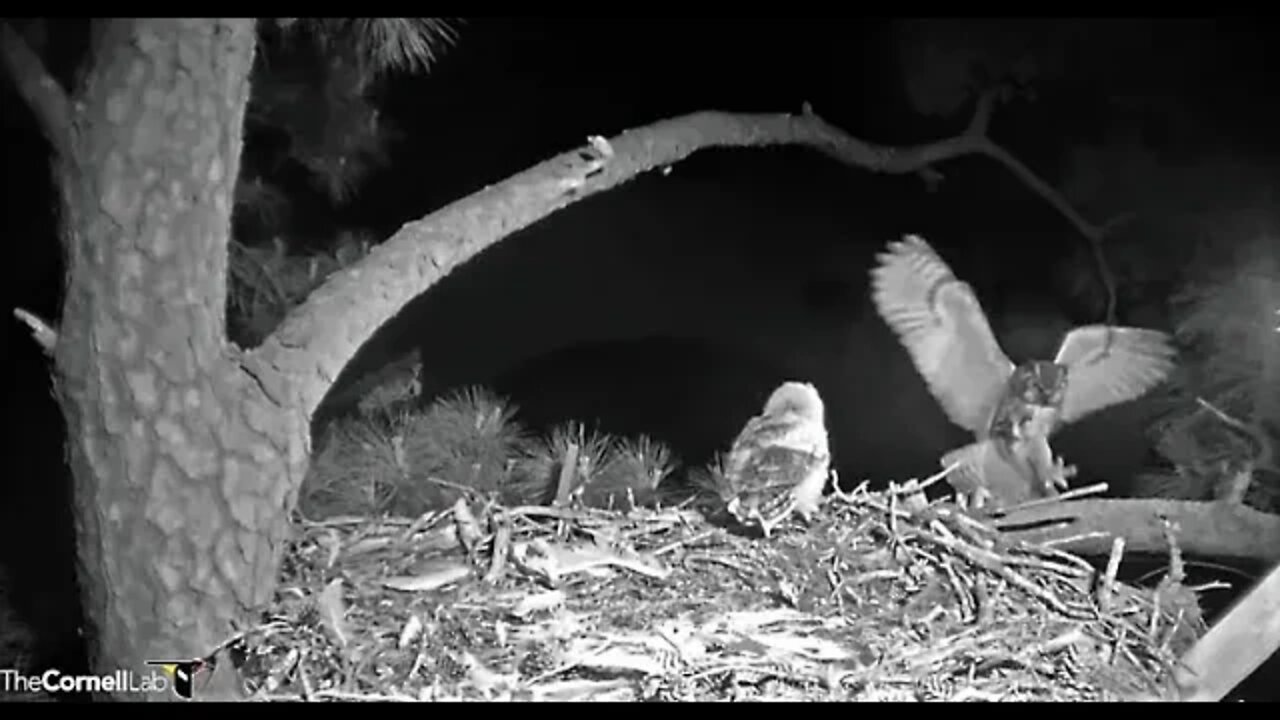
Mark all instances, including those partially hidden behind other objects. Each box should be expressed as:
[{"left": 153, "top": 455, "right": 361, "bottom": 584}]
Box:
[
  {"left": 244, "top": 104, "right": 1123, "bottom": 426},
  {"left": 1, "top": 21, "right": 73, "bottom": 158},
  {"left": 994, "top": 497, "right": 1280, "bottom": 564}
]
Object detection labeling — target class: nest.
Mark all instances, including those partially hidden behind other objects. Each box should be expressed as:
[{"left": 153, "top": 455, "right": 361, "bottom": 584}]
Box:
[{"left": 217, "top": 478, "right": 1205, "bottom": 702}]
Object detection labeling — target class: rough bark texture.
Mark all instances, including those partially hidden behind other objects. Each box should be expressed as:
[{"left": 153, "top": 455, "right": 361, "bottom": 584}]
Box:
[{"left": 51, "top": 19, "right": 305, "bottom": 700}]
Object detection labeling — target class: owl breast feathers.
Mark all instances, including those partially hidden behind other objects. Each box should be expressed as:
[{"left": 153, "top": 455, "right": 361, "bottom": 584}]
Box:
[
  {"left": 871, "top": 235, "right": 1176, "bottom": 510},
  {"left": 723, "top": 381, "right": 832, "bottom": 537}
]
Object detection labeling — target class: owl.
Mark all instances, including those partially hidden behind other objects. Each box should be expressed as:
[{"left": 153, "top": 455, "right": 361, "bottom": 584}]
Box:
[
  {"left": 722, "top": 381, "right": 832, "bottom": 537},
  {"left": 870, "top": 235, "right": 1177, "bottom": 510}
]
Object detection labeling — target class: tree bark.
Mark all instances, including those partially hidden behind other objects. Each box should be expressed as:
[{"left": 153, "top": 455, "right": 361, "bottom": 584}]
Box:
[
  {"left": 994, "top": 497, "right": 1280, "bottom": 565},
  {"left": 50, "top": 19, "right": 305, "bottom": 700}
]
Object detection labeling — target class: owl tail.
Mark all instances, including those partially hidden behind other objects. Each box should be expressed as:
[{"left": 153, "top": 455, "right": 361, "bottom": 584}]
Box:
[
  {"left": 940, "top": 441, "right": 1004, "bottom": 511},
  {"left": 941, "top": 442, "right": 988, "bottom": 492}
]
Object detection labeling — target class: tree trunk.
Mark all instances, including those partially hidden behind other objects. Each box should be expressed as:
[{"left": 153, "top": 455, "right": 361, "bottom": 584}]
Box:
[{"left": 51, "top": 19, "right": 304, "bottom": 700}]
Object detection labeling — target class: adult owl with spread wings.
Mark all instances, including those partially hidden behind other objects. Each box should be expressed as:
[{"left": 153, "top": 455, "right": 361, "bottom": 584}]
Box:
[
  {"left": 722, "top": 381, "right": 832, "bottom": 537},
  {"left": 871, "top": 235, "right": 1177, "bottom": 510}
]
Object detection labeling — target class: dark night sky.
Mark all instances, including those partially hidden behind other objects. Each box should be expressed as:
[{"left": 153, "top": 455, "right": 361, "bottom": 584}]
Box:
[{"left": 2, "top": 18, "right": 1278, "bottom": 675}]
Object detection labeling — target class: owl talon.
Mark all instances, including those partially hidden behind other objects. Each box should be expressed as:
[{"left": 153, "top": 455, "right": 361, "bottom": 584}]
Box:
[{"left": 1047, "top": 456, "right": 1077, "bottom": 492}]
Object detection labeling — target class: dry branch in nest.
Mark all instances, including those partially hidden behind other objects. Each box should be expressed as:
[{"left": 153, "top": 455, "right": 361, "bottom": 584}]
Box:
[{"left": 220, "top": 480, "right": 1209, "bottom": 702}]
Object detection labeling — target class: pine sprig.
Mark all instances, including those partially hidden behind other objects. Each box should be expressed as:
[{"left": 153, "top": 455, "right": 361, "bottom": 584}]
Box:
[
  {"left": 299, "top": 412, "right": 405, "bottom": 519},
  {"left": 398, "top": 387, "right": 530, "bottom": 513}
]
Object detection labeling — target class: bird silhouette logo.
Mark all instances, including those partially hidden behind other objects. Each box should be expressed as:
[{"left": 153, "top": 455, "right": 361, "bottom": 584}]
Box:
[
  {"left": 871, "top": 235, "right": 1176, "bottom": 510},
  {"left": 147, "top": 658, "right": 210, "bottom": 700}
]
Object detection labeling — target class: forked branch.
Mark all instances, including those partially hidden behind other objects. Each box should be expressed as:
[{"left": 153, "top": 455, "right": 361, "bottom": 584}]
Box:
[
  {"left": 246, "top": 103, "right": 1125, "bottom": 424},
  {"left": 0, "top": 22, "right": 73, "bottom": 158}
]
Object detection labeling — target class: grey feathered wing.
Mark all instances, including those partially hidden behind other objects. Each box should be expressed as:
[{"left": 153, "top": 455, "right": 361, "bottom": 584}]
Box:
[
  {"left": 1052, "top": 325, "right": 1177, "bottom": 426},
  {"left": 871, "top": 235, "right": 1015, "bottom": 435}
]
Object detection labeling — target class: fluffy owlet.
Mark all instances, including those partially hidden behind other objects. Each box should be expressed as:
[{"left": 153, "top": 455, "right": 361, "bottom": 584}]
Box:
[
  {"left": 723, "top": 381, "right": 832, "bottom": 536},
  {"left": 871, "top": 235, "right": 1177, "bottom": 510}
]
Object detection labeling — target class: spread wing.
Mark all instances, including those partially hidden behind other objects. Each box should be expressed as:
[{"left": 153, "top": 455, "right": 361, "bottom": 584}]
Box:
[
  {"left": 871, "top": 235, "right": 1015, "bottom": 433},
  {"left": 1052, "top": 325, "right": 1177, "bottom": 426}
]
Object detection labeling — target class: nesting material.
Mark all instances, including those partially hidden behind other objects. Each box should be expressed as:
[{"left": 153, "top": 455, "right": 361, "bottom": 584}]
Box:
[{"left": 229, "top": 479, "right": 1204, "bottom": 702}]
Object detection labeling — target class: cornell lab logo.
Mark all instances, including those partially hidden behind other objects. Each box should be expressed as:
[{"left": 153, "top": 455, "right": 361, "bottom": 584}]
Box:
[{"left": 146, "top": 659, "right": 210, "bottom": 700}]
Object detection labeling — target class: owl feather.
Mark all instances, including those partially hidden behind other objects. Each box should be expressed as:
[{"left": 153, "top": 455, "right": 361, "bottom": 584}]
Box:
[
  {"left": 723, "top": 381, "right": 831, "bottom": 536},
  {"left": 872, "top": 235, "right": 1176, "bottom": 508}
]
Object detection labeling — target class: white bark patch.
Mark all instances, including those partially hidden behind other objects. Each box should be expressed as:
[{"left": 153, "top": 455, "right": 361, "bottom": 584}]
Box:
[
  {"left": 156, "top": 550, "right": 184, "bottom": 593},
  {"left": 98, "top": 364, "right": 130, "bottom": 435},
  {"left": 163, "top": 427, "right": 220, "bottom": 483},
  {"left": 125, "top": 369, "right": 158, "bottom": 411},
  {"left": 124, "top": 419, "right": 150, "bottom": 481},
  {"left": 236, "top": 529, "right": 259, "bottom": 570},
  {"left": 146, "top": 456, "right": 185, "bottom": 536},
  {"left": 150, "top": 320, "right": 196, "bottom": 385},
  {"left": 81, "top": 431, "right": 102, "bottom": 478},
  {"left": 150, "top": 224, "right": 173, "bottom": 259},
  {"left": 153, "top": 415, "right": 186, "bottom": 450},
  {"left": 190, "top": 542, "right": 214, "bottom": 589},
  {"left": 115, "top": 321, "right": 140, "bottom": 360},
  {"left": 208, "top": 154, "right": 223, "bottom": 184},
  {"left": 249, "top": 441, "right": 275, "bottom": 466},
  {"left": 222, "top": 456, "right": 257, "bottom": 528},
  {"left": 198, "top": 383, "right": 223, "bottom": 426},
  {"left": 114, "top": 252, "right": 146, "bottom": 319},
  {"left": 184, "top": 481, "right": 220, "bottom": 551},
  {"left": 135, "top": 28, "right": 161, "bottom": 54},
  {"left": 176, "top": 26, "right": 203, "bottom": 70},
  {"left": 213, "top": 530, "right": 244, "bottom": 588},
  {"left": 242, "top": 396, "right": 278, "bottom": 436},
  {"left": 142, "top": 85, "right": 165, "bottom": 108},
  {"left": 100, "top": 152, "right": 140, "bottom": 222},
  {"left": 164, "top": 590, "right": 197, "bottom": 623},
  {"left": 169, "top": 75, "right": 189, "bottom": 116},
  {"left": 106, "top": 92, "right": 129, "bottom": 124}
]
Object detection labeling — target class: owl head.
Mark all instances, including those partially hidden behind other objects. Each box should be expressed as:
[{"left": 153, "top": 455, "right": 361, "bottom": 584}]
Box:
[
  {"left": 1009, "top": 361, "right": 1068, "bottom": 407},
  {"left": 762, "top": 381, "right": 825, "bottom": 423}
]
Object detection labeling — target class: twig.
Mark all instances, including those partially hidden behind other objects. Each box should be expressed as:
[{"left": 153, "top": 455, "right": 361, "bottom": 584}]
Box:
[
  {"left": 652, "top": 529, "right": 717, "bottom": 556},
  {"left": 485, "top": 509, "right": 511, "bottom": 583},
  {"left": 966, "top": 137, "right": 1124, "bottom": 324},
  {"left": 13, "top": 307, "right": 58, "bottom": 356},
  {"left": 424, "top": 475, "right": 484, "bottom": 498},
  {"left": 891, "top": 460, "right": 962, "bottom": 495},
  {"left": 1196, "top": 395, "right": 1275, "bottom": 477},
  {"left": 0, "top": 22, "right": 73, "bottom": 158},
  {"left": 1098, "top": 537, "right": 1126, "bottom": 612},
  {"left": 992, "top": 482, "right": 1109, "bottom": 516},
  {"left": 554, "top": 441, "right": 580, "bottom": 508}
]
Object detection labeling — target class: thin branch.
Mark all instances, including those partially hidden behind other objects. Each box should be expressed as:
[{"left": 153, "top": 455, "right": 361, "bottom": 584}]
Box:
[
  {"left": 0, "top": 22, "right": 73, "bottom": 157},
  {"left": 13, "top": 307, "right": 58, "bottom": 356},
  {"left": 1196, "top": 396, "right": 1277, "bottom": 476},
  {"left": 969, "top": 138, "right": 1122, "bottom": 324},
  {"left": 813, "top": 91, "right": 1122, "bottom": 325}
]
